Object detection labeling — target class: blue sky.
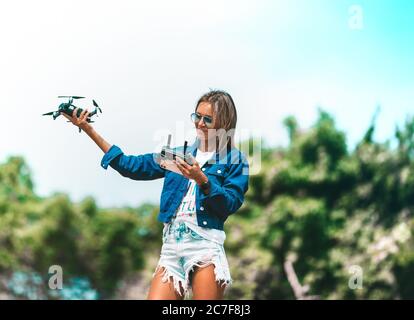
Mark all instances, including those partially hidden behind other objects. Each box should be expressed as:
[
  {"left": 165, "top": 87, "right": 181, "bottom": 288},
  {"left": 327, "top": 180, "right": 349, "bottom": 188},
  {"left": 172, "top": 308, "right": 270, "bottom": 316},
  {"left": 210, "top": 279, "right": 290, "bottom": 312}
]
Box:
[{"left": 0, "top": 0, "right": 413, "bottom": 207}]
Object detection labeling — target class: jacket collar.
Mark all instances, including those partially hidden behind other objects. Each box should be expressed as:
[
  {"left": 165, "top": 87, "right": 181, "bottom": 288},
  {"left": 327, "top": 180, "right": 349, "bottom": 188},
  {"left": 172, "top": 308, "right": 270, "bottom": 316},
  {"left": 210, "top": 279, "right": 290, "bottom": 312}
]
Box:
[{"left": 188, "top": 138, "right": 236, "bottom": 165}]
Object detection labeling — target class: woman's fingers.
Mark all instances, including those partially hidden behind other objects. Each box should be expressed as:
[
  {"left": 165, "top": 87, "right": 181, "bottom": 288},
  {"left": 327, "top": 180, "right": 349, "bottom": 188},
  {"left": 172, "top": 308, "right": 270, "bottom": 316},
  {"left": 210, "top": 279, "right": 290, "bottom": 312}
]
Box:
[
  {"left": 82, "top": 111, "right": 90, "bottom": 122},
  {"left": 175, "top": 162, "right": 185, "bottom": 175},
  {"left": 187, "top": 154, "right": 200, "bottom": 168},
  {"left": 176, "top": 157, "right": 202, "bottom": 179},
  {"left": 64, "top": 108, "right": 92, "bottom": 128},
  {"left": 175, "top": 160, "right": 184, "bottom": 172},
  {"left": 175, "top": 161, "right": 189, "bottom": 177},
  {"left": 176, "top": 157, "right": 205, "bottom": 182},
  {"left": 176, "top": 157, "right": 192, "bottom": 170},
  {"left": 79, "top": 110, "right": 85, "bottom": 122},
  {"left": 80, "top": 109, "right": 87, "bottom": 120}
]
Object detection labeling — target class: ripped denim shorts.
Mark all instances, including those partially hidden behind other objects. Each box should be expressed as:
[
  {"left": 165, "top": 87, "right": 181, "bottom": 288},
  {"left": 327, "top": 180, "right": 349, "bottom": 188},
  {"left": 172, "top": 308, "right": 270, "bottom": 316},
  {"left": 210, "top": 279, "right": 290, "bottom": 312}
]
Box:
[{"left": 152, "top": 220, "right": 232, "bottom": 299}]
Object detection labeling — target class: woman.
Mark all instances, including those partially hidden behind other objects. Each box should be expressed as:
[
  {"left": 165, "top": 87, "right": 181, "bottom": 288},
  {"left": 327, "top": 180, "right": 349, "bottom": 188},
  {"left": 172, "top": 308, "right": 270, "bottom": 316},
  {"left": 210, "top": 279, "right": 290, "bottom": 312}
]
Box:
[{"left": 64, "top": 90, "right": 249, "bottom": 300}]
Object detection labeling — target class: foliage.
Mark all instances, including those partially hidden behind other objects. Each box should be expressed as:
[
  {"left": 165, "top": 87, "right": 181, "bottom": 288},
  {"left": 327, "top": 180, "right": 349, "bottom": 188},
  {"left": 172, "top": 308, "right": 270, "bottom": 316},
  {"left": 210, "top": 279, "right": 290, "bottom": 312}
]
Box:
[
  {"left": 224, "top": 110, "right": 414, "bottom": 299},
  {"left": 1, "top": 110, "right": 414, "bottom": 299},
  {"left": 0, "top": 158, "right": 159, "bottom": 298}
]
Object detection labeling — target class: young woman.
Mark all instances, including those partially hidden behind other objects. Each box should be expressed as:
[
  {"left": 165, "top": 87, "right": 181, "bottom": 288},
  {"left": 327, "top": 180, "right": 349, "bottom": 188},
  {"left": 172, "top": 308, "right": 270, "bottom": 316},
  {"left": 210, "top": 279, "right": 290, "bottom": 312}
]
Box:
[{"left": 63, "top": 90, "right": 249, "bottom": 300}]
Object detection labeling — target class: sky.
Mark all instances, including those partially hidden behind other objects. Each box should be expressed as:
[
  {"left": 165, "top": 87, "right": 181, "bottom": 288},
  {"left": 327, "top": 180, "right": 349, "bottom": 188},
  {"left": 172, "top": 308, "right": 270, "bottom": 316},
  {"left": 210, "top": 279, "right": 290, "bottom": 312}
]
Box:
[{"left": 0, "top": 0, "right": 413, "bottom": 207}]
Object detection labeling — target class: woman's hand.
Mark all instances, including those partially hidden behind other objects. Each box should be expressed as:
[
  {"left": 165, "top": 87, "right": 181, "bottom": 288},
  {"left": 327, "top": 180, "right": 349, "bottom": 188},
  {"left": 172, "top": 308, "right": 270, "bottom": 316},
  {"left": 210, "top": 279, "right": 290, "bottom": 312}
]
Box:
[
  {"left": 175, "top": 157, "right": 208, "bottom": 186},
  {"left": 62, "top": 108, "right": 91, "bottom": 132}
]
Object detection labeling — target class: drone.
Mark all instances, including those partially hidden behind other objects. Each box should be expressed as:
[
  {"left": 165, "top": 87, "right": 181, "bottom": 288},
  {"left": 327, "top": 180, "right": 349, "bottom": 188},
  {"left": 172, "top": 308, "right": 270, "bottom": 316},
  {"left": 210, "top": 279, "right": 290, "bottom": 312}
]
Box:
[{"left": 43, "top": 96, "right": 102, "bottom": 132}]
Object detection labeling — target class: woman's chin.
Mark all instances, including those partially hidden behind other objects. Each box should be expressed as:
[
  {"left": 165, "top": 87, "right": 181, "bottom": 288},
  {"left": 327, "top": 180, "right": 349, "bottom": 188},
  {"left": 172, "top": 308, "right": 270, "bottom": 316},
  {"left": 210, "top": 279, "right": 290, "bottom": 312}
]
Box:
[{"left": 196, "top": 130, "right": 208, "bottom": 140}]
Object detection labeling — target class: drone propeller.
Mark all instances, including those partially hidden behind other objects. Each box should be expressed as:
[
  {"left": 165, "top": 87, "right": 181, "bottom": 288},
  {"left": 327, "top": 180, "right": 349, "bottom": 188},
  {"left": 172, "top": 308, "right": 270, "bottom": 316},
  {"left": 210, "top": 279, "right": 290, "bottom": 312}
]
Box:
[
  {"left": 58, "top": 96, "right": 85, "bottom": 99},
  {"left": 93, "top": 100, "right": 102, "bottom": 113}
]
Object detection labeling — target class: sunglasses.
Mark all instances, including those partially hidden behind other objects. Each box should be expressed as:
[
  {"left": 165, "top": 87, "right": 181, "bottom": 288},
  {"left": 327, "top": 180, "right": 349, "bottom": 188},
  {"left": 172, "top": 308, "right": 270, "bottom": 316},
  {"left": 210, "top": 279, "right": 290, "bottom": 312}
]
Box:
[{"left": 190, "top": 112, "right": 214, "bottom": 128}]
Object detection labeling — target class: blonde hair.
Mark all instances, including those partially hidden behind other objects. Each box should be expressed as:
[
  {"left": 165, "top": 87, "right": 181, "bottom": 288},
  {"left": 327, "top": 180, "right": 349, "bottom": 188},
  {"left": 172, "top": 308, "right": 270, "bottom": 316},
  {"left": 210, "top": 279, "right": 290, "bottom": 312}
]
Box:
[
  {"left": 196, "top": 90, "right": 237, "bottom": 131},
  {"left": 195, "top": 90, "right": 237, "bottom": 151}
]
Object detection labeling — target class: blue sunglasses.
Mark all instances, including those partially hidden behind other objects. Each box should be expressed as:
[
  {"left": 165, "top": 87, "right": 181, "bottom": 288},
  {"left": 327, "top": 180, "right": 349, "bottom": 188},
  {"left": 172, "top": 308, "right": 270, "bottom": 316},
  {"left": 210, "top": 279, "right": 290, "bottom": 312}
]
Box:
[{"left": 191, "top": 112, "right": 214, "bottom": 128}]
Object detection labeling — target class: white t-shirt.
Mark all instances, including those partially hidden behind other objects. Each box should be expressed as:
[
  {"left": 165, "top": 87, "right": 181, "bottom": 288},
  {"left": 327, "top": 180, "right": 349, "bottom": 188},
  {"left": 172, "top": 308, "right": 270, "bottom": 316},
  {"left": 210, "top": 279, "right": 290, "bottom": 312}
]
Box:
[{"left": 164, "top": 148, "right": 226, "bottom": 244}]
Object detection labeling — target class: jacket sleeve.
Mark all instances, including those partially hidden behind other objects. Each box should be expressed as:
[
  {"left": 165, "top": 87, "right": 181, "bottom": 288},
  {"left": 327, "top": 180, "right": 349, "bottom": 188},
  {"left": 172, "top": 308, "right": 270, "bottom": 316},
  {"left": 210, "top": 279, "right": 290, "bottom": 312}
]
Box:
[
  {"left": 101, "top": 145, "right": 165, "bottom": 180},
  {"left": 198, "top": 157, "right": 249, "bottom": 222}
]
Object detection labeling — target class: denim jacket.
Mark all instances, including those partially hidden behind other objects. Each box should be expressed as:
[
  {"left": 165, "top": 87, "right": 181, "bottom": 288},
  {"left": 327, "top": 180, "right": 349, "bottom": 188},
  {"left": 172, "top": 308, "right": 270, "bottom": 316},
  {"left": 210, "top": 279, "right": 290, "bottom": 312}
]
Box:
[{"left": 100, "top": 139, "right": 249, "bottom": 231}]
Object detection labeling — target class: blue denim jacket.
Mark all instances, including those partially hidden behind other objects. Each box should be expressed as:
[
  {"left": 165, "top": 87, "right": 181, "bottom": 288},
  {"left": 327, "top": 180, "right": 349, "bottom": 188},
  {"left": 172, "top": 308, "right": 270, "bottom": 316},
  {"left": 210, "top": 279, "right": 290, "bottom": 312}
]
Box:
[{"left": 100, "top": 139, "right": 249, "bottom": 231}]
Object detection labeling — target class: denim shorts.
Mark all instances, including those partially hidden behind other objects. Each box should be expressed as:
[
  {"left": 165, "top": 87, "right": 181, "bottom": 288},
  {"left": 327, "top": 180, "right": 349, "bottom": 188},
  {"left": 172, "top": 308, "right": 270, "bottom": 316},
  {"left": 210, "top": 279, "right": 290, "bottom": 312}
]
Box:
[{"left": 152, "top": 220, "right": 232, "bottom": 299}]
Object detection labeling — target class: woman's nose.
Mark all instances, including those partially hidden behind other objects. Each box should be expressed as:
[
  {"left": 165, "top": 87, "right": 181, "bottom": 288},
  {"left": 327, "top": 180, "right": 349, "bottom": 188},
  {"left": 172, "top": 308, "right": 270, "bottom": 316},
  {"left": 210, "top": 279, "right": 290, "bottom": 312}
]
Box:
[{"left": 197, "top": 120, "right": 207, "bottom": 129}]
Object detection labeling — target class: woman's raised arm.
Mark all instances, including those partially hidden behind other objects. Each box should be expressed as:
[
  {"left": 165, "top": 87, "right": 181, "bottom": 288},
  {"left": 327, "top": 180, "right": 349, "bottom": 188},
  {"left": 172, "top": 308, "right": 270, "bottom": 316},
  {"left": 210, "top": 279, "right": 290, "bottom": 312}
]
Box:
[{"left": 63, "top": 107, "right": 165, "bottom": 181}]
